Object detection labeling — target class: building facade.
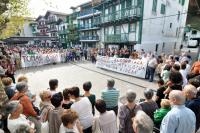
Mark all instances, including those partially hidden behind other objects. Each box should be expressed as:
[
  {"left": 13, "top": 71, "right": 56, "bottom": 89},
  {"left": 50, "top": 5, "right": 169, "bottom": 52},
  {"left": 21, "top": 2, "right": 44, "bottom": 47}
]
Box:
[
  {"left": 92, "top": 0, "right": 189, "bottom": 54},
  {"left": 44, "top": 11, "right": 67, "bottom": 46},
  {"left": 78, "top": 2, "right": 101, "bottom": 48}
]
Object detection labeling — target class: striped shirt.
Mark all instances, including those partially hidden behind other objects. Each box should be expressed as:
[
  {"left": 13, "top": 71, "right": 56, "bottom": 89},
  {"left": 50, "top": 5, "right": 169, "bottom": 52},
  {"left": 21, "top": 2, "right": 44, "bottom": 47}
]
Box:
[{"left": 101, "top": 88, "right": 119, "bottom": 108}]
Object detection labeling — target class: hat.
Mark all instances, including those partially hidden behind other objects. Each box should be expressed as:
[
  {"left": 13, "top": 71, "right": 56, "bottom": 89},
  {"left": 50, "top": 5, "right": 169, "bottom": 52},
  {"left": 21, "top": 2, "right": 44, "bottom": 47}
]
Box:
[
  {"left": 5, "top": 100, "right": 20, "bottom": 114},
  {"left": 0, "top": 66, "right": 6, "bottom": 76}
]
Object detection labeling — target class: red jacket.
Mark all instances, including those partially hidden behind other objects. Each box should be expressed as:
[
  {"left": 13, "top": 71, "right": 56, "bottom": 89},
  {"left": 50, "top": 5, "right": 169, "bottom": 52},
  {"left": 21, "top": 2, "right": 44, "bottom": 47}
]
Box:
[{"left": 11, "top": 92, "right": 37, "bottom": 117}]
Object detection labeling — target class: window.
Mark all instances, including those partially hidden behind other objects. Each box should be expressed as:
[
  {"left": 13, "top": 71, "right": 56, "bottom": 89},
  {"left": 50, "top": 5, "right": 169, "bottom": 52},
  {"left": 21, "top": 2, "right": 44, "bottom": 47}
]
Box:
[
  {"left": 115, "top": 26, "right": 121, "bottom": 34},
  {"left": 160, "top": 4, "right": 166, "bottom": 14},
  {"left": 170, "top": 23, "right": 172, "bottom": 28},
  {"left": 177, "top": 11, "right": 180, "bottom": 21},
  {"left": 181, "top": 0, "right": 185, "bottom": 6},
  {"left": 130, "top": 23, "right": 136, "bottom": 32},
  {"left": 192, "top": 30, "right": 197, "bottom": 35},
  {"left": 152, "top": 0, "right": 157, "bottom": 13}
]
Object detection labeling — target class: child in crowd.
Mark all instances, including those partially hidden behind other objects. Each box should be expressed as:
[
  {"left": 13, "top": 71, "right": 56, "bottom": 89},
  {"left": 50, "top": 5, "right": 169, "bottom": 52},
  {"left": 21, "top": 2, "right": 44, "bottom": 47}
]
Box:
[
  {"left": 155, "top": 79, "right": 166, "bottom": 108},
  {"left": 48, "top": 79, "right": 58, "bottom": 96},
  {"left": 62, "top": 88, "right": 73, "bottom": 109},
  {"left": 154, "top": 99, "right": 171, "bottom": 128},
  {"left": 161, "top": 64, "right": 171, "bottom": 83}
]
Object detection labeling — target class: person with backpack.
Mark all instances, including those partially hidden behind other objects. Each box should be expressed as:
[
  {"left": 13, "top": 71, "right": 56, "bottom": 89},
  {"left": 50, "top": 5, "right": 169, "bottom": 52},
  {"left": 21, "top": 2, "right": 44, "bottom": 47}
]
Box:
[{"left": 118, "top": 90, "right": 141, "bottom": 133}]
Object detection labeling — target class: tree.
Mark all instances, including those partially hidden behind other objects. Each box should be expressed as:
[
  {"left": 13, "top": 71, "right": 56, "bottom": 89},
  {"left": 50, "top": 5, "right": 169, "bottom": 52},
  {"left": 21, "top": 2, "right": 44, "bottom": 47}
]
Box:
[{"left": 0, "top": 0, "right": 29, "bottom": 39}]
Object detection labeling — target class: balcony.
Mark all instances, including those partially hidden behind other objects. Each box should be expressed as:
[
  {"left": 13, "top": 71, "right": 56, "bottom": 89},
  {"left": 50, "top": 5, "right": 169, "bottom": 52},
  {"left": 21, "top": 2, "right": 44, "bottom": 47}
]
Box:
[
  {"left": 77, "top": 9, "right": 101, "bottom": 19},
  {"left": 46, "top": 18, "right": 57, "bottom": 24},
  {"left": 94, "top": 6, "right": 141, "bottom": 25},
  {"left": 104, "top": 33, "right": 129, "bottom": 43},
  {"left": 58, "top": 30, "right": 68, "bottom": 35},
  {"left": 37, "top": 25, "right": 48, "bottom": 29},
  {"left": 80, "top": 35, "right": 99, "bottom": 41},
  {"left": 79, "top": 24, "right": 100, "bottom": 31},
  {"left": 47, "top": 27, "right": 58, "bottom": 32}
]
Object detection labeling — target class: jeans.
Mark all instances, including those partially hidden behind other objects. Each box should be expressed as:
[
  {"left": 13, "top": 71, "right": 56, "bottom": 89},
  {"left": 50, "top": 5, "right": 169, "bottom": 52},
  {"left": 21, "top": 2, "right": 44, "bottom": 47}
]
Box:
[
  {"left": 146, "top": 66, "right": 155, "bottom": 82},
  {"left": 83, "top": 126, "right": 92, "bottom": 133}
]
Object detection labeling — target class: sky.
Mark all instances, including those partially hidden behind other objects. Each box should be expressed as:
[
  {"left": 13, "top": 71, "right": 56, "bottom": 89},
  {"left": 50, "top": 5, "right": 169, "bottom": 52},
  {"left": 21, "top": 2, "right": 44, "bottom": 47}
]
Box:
[{"left": 28, "top": 0, "right": 90, "bottom": 18}]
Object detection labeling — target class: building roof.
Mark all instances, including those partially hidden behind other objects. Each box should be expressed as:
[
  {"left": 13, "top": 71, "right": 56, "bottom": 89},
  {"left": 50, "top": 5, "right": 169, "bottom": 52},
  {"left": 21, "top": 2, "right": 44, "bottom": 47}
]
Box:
[
  {"left": 77, "top": 1, "right": 92, "bottom": 8},
  {"left": 44, "top": 10, "right": 68, "bottom": 18},
  {"left": 36, "top": 15, "right": 45, "bottom": 21}
]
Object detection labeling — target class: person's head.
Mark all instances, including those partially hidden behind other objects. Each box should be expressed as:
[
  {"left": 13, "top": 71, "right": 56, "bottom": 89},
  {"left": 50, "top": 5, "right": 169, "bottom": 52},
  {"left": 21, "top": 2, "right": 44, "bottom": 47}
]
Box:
[
  {"left": 61, "top": 109, "right": 79, "bottom": 129},
  {"left": 180, "top": 63, "right": 186, "bottom": 70},
  {"left": 51, "top": 92, "right": 63, "bottom": 108},
  {"left": 69, "top": 87, "right": 80, "bottom": 99},
  {"left": 175, "top": 56, "right": 179, "bottom": 62},
  {"left": 6, "top": 100, "right": 23, "bottom": 116},
  {"left": 172, "top": 64, "right": 180, "bottom": 71},
  {"left": 49, "top": 79, "right": 58, "bottom": 91},
  {"left": 169, "top": 71, "right": 183, "bottom": 85},
  {"left": 144, "top": 88, "right": 154, "bottom": 100},
  {"left": 95, "top": 99, "right": 107, "bottom": 114},
  {"left": 160, "top": 99, "right": 171, "bottom": 109},
  {"left": 157, "top": 79, "right": 164, "bottom": 87},
  {"left": 189, "top": 78, "right": 200, "bottom": 88},
  {"left": 17, "top": 75, "right": 28, "bottom": 83},
  {"left": 0, "top": 66, "right": 6, "bottom": 78},
  {"left": 39, "top": 90, "right": 51, "bottom": 102},
  {"left": 15, "top": 125, "right": 35, "bottom": 133},
  {"left": 163, "top": 64, "right": 171, "bottom": 71},
  {"left": 107, "top": 79, "right": 115, "bottom": 89},
  {"left": 183, "top": 84, "right": 197, "bottom": 100},
  {"left": 16, "top": 82, "right": 28, "bottom": 93},
  {"left": 132, "top": 111, "right": 153, "bottom": 133},
  {"left": 169, "top": 90, "right": 185, "bottom": 105},
  {"left": 83, "top": 81, "right": 92, "bottom": 92},
  {"left": 63, "top": 88, "right": 71, "bottom": 101},
  {"left": 126, "top": 90, "right": 136, "bottom": 103},
  {"left": 159, "top": 59, "right": 163, "bottom": 64},
  {"left": 184, "top": 60, "right": 189, "bottom": 64},
  {"left": 2, "top": 77, "right": 13, "bottom": 87}
]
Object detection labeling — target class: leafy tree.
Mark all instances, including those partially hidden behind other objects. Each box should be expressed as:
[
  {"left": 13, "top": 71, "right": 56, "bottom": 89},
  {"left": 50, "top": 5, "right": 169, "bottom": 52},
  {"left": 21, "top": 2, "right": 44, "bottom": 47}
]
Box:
[{"left": 0, "top": 0, "right": 29, "bottom": 39}]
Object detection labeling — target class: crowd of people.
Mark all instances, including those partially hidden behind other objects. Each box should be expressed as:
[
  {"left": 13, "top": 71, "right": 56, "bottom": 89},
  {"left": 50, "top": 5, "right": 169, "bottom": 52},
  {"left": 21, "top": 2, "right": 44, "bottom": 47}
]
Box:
[{"left": 0, "top": 44, "right": 200, "bottom": 133}]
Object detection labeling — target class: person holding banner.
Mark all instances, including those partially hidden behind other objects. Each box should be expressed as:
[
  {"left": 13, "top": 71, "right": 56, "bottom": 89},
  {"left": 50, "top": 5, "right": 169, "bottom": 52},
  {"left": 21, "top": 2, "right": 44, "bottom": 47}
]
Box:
[{"left": 146, "top": 55, "right": 158, "bottom": 82}]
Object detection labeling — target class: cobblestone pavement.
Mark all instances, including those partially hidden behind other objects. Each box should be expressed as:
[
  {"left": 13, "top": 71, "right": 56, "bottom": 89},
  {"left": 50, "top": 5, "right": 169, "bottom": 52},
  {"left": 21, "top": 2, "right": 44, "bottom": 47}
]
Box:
[{"left": 16, "top": 61, "right": 157, "bottom": 105}]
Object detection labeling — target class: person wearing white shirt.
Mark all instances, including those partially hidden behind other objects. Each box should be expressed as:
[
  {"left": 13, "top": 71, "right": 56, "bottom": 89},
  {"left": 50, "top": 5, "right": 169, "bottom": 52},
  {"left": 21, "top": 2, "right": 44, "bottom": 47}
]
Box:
[
  {"left": 180, "top": 63, "right": 188, "bottom": 87},
  {"left": 69, "top": 87, "right": 93, "bottom": 133},
  {"left": 146, "top": 55, "right": 158, "bottom": 82},
  {"left": 6, "top": 101, "right": 34, "bottom": 133}
]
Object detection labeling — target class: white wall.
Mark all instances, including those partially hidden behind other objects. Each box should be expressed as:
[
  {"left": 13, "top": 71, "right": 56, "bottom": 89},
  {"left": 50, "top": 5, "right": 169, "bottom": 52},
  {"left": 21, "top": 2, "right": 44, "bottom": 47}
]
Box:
[
  {"left": 20, "top": 21, "right": 34, "bottom": 37},
  {"left": 135, "top": 0, "right": 189, "bottom": 54}
]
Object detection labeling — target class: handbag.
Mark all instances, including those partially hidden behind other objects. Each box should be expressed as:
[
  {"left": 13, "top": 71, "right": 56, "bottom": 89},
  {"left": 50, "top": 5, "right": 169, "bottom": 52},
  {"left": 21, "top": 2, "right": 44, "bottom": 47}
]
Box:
[
  {"left": 41, "top": 121, "right": 49, "bottom": 133},
  {"left": 92, "top": 117, "right": 102, "bottom": 133}
]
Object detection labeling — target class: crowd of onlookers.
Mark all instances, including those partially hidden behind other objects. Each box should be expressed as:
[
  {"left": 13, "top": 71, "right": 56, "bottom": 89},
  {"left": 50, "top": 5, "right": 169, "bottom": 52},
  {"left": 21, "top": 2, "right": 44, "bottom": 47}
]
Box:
[{"left": 0, "top": 44, "right": 200, "bottom": 133}]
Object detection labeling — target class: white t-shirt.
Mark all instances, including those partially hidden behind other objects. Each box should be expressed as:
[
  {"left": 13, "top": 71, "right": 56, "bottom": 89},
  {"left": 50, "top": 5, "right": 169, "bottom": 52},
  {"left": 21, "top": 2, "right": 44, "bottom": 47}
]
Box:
[
  {"left": 71, "top": 97, "right": 93, "bottom": 129},
  {"left": 180, "top": 69, "right": 188, "bottom": 87},
  {"left": 59, "top": 124, "right": 79, "bottom": 133},
  {"left": 148, "top": 58, "right": 157, "bottom": 68},
  {"left": 7, "top": 114, "right": 31, "bottom": 133}
]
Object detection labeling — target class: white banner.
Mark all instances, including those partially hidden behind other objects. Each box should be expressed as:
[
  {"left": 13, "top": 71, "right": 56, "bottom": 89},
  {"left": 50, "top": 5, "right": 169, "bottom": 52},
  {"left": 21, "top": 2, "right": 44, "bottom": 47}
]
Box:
[
  {"left": 21, "top": 53, "right": 66, "bottom": 68},
  {"left": 96, "top": 56, "right": 148, "bottom": 78}
]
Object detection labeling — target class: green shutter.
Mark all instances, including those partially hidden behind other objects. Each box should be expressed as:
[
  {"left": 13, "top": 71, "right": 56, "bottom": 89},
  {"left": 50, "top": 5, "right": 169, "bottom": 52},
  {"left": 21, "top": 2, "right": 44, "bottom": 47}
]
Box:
[
  {"left": 160, "top": 4, "right": 166, "bottom": 14},
  {"left": 152, "top": 0, "right": 157, "bottom": 12},
  {"left": 182, "top": 0, "right": 185, "bottom": 5}
]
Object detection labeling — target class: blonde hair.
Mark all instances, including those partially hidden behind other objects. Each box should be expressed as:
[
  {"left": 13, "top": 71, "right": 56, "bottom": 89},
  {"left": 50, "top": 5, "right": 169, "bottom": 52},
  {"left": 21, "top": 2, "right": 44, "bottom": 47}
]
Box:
[
  {"left": 17, "top": 75, "right": 28, "bottom": 83},
  {"left": 39, "top": 90, "right": 51, "bottom": 101},
  {"left": 2, "top": 77, "right": 13, "bottom": 86},
  {"left": 161, "top": 99, "right": 171, "bottom": 108}
]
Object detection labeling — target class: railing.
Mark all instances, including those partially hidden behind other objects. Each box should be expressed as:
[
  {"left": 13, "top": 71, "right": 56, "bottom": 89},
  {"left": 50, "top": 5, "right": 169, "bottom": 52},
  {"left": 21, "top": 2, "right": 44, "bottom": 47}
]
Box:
[
  {"left": 47, "top": 27, "right": 58, "bottom": 32},
  {"left": 80, "top": 35, "right": 99, "bottom": 41},
  {"left": 94, "top": 6, "right": 141, "bottom": 25},
  {"left": 58, "top": 30, "right": 68, "bottom": 34},
  {"left": 79, "top": 9, "right": 100, "bottom": 17},
  {"left": 37, "top": 25, "right": 47, "bottom": 29},
  {"left": 46, "top": 19, "right": 57, "bottom": 24},
  {"left": 104, "top": 33, "right": 129, "bottom": 43},
  {"left": 79, "top": 24, "right": 100, "bottom": 30}
]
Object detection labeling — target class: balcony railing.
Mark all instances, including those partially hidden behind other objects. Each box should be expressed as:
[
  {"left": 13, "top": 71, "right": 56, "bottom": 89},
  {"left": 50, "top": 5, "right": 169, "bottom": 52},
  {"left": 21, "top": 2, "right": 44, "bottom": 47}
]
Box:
[
  {"left": 104, "top": 33, "right": 129, "bottom": 43},
  {"left": 79, "top": 24, "right": 100, "bottom": 30},
  {"left": 94, "top": 6, "right": 141, "bottom": 25},
  {"left": 79, "top": 9, "right": 100, "bottom": 17},
  {"left": 37, "top": 25, "right": 48, "bottom": 29},
  {"left": 46, "top": 19, "right": 57, "bottom": 24},
  {"left": 58, "top": 30, "right": 68, "bottom": 35},
  {"left": 80, "top": 35, "right": 99, "bottom": 41},
  {"left": 47, "top": 27, "right": 58, "bottom": 32}
]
